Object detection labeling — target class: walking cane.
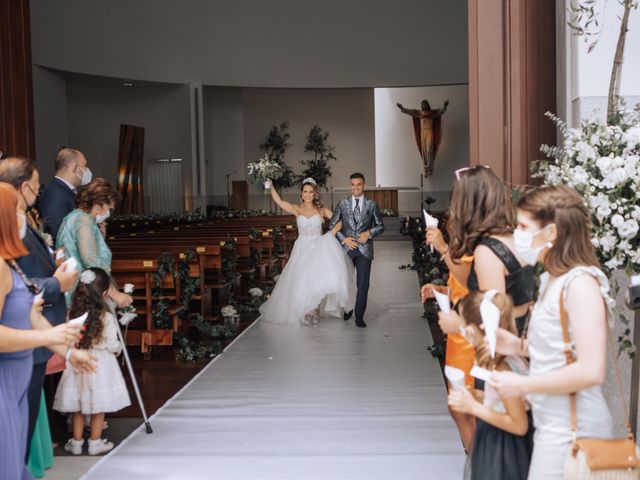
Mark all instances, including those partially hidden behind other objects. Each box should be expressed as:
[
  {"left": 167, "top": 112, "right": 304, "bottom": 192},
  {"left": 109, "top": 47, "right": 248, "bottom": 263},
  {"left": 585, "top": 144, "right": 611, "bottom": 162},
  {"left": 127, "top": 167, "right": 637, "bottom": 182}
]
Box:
[{"left": 108, "top": 307, "right": 153, "bottom": 434}]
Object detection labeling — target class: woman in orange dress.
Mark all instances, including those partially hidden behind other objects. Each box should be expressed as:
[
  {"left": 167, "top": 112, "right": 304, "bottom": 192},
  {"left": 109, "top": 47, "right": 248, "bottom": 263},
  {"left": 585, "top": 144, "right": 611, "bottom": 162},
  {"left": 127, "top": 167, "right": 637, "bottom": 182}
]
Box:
[{"left": 421, "top": 229, "right": 475, "bottom": 453}]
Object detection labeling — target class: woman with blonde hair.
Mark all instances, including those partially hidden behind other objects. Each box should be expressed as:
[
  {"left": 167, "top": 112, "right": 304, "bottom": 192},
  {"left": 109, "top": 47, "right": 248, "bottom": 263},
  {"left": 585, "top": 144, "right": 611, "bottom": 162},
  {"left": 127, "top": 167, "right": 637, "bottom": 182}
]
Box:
[{"left": 490, "top": 185, "right": 613, "bottom": 479}]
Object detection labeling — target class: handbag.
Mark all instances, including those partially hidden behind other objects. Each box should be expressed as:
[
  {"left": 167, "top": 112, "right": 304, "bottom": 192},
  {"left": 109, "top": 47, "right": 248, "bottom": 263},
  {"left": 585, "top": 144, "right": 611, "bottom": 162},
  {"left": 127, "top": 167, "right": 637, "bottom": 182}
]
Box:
[{"left": 560, "top": 294, "right": 640, "bottom": 479}]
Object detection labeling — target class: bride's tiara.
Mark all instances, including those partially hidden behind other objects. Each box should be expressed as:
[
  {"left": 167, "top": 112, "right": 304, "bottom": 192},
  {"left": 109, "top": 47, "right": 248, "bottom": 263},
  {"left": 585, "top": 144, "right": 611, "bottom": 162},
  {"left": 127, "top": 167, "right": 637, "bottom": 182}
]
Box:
[{"left": 302, "top": 177, "right": 317, "bottom": 186}]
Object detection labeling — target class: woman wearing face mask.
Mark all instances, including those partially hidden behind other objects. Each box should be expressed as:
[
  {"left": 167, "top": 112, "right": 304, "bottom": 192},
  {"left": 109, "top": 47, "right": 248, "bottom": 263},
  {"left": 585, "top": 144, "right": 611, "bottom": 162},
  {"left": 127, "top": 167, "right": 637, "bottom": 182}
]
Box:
[
  {"left": 489, "top": 185, "right": 613, "bottom": 479},
  {"left": 56, "top": 179, "right": 132, "bottom": 308}
]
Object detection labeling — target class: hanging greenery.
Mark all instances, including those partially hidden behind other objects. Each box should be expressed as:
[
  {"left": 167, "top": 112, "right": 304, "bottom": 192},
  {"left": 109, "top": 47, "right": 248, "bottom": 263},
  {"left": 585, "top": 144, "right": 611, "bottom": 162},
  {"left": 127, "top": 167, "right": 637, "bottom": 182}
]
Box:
[
  {"left": 300, "top": 125, "right": 336, "bottom": 189},
  {"left": 151, "top": 252, "right": 175, "bottom": 329},
  {"left": 221, "top": 237, "right": 237, "bottom": 305},
  {"left": 260, "top": 121, "right": 297, "bottom": 190}
]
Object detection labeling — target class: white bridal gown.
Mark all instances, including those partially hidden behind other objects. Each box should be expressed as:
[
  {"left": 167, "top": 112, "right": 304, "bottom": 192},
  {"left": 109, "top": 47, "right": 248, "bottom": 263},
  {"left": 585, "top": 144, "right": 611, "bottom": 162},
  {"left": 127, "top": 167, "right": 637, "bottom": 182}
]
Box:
[{"left": 259, "top": 213, "right": 356, "bottom": 325}]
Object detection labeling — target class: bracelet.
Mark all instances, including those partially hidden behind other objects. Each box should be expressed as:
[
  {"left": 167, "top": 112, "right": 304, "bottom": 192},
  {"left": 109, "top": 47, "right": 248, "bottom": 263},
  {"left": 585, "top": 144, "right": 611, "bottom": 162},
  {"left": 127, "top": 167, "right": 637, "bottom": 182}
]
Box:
[
  {"left": 65, "top": 348, "right": 73, "bottom": 362},
  {"left": 440, "top": 244, "right": 450, "bottom": 261}
]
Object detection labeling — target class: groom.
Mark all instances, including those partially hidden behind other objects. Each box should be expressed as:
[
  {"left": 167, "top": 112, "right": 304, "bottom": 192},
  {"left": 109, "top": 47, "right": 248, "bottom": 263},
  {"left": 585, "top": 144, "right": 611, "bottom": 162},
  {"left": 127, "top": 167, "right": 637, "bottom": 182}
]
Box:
[{"left": 329, "top": 172, "right": 385, "bottom": 328}]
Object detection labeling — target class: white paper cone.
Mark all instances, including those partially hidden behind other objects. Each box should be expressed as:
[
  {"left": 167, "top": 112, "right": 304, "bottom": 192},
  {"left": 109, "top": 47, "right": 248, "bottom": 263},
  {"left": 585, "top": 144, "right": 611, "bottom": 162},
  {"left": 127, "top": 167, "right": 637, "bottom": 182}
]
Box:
[{"left": 433, "top": 289, "right": 451, "bottom": 314}]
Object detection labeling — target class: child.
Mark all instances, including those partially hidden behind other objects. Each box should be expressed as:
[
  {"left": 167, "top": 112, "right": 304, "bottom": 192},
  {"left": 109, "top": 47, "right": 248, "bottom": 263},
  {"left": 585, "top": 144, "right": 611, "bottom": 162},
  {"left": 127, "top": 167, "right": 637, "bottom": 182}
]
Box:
[
  {"left": 54, "top": 267, "right": 131, "bottom": 455},
  {"left": 447, "top": 290, "right": 533, "bottom": 480}
]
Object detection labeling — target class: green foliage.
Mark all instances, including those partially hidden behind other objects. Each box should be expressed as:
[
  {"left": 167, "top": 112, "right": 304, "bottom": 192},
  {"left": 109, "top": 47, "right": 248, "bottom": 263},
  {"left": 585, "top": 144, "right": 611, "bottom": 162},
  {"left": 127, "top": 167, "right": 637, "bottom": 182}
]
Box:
[
  {"left": 152, "top": 252, "right": 175, "bottom": 329},
  {"left": 300, "top": 125, "right": 336, "bottom": 189},
  {"left": 260, "top": 121, "right": 297, "bottom": 190}
]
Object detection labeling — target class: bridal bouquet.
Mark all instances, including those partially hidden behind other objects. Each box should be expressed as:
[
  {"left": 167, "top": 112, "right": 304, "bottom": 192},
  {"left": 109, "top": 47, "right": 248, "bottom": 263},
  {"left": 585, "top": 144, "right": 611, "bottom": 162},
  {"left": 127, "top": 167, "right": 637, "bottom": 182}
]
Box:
[
  {"left": 247, "top": 154, "right": 283, "bottom": 194},
  {"left": 535, "top": 110, "right": 640, "bottom": 273}
]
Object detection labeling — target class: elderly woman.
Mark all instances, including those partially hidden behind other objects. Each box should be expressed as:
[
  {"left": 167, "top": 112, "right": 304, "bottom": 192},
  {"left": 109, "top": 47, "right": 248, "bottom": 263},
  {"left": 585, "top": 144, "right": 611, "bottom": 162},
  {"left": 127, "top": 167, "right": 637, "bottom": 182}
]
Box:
[{"left": 56, "top": 178, "right": 132, "bottom": 307}]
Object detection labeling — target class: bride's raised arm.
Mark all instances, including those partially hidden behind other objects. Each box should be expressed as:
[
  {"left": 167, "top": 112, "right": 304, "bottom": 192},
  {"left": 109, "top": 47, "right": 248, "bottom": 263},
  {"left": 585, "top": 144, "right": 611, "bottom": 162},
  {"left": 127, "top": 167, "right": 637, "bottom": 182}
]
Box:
[{"left": 268, "top": 180, "right": 297, "bottom": 216}]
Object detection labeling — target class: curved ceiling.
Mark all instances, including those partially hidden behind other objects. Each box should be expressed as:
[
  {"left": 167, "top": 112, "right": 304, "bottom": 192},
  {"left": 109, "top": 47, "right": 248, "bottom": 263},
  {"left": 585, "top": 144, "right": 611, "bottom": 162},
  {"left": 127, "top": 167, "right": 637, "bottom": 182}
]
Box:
[{"left": 30, "top": 0, "right": 468, "bottom": 88}]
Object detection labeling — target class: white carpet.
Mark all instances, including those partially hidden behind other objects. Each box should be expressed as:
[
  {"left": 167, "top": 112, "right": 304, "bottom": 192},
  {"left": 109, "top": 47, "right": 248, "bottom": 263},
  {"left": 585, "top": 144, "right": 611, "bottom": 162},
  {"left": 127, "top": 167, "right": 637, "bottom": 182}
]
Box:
[{"left": 83, "top": 242, "right": 465, "bottom": 480}]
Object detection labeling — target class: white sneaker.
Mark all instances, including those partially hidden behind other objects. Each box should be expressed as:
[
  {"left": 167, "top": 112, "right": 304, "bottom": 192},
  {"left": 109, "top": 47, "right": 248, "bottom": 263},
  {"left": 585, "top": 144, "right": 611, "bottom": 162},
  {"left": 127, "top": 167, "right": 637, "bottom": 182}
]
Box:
[
  {"left": 88, "top": 438, "right": 114, "bottom": 455},
  {"left": 64, "top": 438, "right": 84, "bottom": 455}
]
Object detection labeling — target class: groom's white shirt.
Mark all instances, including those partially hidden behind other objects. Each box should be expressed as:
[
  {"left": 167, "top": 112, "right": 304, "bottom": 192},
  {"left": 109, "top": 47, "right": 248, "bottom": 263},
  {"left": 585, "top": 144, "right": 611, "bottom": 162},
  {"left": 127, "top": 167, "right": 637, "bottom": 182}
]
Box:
[{"left": 351, "top": 194, "right": 365, "bottom": 212}]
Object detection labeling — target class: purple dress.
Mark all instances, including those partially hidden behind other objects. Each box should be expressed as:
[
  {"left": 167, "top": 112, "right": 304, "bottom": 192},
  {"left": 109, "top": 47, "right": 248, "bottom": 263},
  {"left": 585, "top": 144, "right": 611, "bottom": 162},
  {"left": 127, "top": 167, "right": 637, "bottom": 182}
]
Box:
[{"left": 0, "top": 267, "right": 34, "bottom": 480}]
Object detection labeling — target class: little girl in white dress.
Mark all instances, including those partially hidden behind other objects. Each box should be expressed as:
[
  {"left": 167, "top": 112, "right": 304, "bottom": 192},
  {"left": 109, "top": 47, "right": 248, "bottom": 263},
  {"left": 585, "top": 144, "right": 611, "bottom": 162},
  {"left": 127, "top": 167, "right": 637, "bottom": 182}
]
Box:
[{"left": 54, "top": 267, "right": 131, "bottom": 456}]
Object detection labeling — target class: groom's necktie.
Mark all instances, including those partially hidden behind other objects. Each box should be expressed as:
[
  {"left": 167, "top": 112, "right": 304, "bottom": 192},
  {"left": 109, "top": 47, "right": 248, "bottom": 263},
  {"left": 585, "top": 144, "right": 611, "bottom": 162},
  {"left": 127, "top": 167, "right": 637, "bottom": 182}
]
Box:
[{"left": 354, "top": 198, "right": 361, "bottom": 220}]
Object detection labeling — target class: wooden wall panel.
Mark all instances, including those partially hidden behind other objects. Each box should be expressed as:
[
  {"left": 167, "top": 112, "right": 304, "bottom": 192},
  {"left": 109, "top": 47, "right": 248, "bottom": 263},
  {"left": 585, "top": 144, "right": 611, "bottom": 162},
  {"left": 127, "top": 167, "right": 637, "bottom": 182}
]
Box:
[
  {"left": 468, "top": 0, "right": 556, "bottom": 185},
  {"left": 0, "top": 0, "right": 35, "bottom": 159}
]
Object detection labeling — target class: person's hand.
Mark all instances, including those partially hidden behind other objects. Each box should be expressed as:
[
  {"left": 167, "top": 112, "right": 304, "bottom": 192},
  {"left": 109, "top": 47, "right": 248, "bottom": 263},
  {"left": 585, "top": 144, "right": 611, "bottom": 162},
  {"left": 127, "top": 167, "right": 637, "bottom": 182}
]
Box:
[
  {"left": 55, "top": 248, "right": 65, "bottom": 267},
  {"left": 69, "top": 349, "right": 97, "bottom": 373},
  {"left": 32, "top": 296, "right": 44, "bottom": 315},
  {"left": 425, "top": 227, "right": 447, "bottom": 254},
  {"left": 421, "top": 283, "right": 450, "bottom": 303},
  {"left": 357, "top": 231, "right": 371, "bottom": 244},
  {"left": 45, "top": 323, "right": 82, "bottom": 347},
  {"left": 489, "top": 371, "right": 527, "bottom": 398},
  {"left": 448, "top": 386, "right": 478, "bottom": 415},
  {"left": 438, "top": 310, "right": 463, "bottom": 334},
  {"left": 53, "top": 263, "right": 78, "bottom": 293},
  {"left": 343, "top": 237, "right": 359, "bottom": 250},
  {"left": 495, "top": 327, "right": 522, "bottom": 356},
  {"left": 111, "top": 290, "right": 133, "bottom": 308},
  {"left": 98, "top": 222, "right": 107, "bottom": 237}
]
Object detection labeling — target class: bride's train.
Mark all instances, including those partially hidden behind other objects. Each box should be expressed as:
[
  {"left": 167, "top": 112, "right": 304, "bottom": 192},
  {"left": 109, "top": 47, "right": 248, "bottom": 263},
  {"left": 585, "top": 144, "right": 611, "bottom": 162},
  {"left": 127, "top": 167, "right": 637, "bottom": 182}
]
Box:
[{"left": 259, "top": 214, "right": 356, "bottom": 325}]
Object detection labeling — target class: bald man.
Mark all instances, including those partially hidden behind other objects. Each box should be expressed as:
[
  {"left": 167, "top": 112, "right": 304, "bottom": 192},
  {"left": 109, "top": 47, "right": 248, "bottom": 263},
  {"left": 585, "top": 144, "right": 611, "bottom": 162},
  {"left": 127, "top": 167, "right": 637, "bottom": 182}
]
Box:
[{"left": 39, "top": 148, "right": 91, "bottom": 242}]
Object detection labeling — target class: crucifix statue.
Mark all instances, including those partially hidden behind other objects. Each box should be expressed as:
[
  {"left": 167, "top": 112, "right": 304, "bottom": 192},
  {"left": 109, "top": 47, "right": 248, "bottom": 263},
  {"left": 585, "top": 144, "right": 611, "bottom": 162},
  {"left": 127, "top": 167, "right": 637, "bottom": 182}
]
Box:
[{"left": 396, "top": 100, "right": 449, "bottom": 177}]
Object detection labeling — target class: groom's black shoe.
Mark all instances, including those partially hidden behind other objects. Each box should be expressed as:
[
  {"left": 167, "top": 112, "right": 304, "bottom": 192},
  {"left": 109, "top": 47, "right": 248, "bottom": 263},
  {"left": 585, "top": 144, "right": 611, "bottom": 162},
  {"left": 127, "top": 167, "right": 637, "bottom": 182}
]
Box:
[
  {"left": 355, "top": 319, "right": 367, "bottom": 328},
  {"left": 343, "top": 310, "right": 353, "bottom": 321}
]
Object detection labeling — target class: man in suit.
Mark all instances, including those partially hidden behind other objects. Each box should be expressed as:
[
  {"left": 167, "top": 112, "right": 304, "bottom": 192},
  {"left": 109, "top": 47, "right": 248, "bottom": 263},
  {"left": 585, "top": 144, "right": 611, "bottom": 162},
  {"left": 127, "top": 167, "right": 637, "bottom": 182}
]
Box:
[
  {"left": 329, "top": 172, "right": 385, "bottom": 328},
  {"left": 0, "top": 156, "right": 84, "bottom": 460},
  {"left": 39, "top": 148, "right": 91, "bottom": 243}
]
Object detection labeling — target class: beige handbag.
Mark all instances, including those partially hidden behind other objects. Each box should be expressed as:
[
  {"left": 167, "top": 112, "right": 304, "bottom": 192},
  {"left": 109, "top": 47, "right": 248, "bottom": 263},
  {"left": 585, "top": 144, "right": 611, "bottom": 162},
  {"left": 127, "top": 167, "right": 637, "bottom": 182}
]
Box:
[{"left": 559, "top": 295, "right": 640, "bottom": 479}]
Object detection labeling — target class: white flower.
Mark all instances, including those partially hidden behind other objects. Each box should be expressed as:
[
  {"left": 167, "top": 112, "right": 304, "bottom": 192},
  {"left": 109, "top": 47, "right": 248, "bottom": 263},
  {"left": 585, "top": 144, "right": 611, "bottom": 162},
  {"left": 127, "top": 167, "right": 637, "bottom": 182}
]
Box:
[
  {"left": 221, "top": 305, "right": 238, "bottom": 318},
  {"left": 611, "top": 214, "right": 624, "bottom": 228},
  {"left": 123, "top": 283, "right": 135, "bottom": 294},
  {"left": 618, "top": 220, "right": 639, "bottom": 239},
  {"left": 596, "top": 156, "right": 613, "bottom": 175},
  {"left": 625, "top": 126, "right": 640, "bottom": 149},
  {"left": 574, "top": 141, "right": 597, "bottom": 163},
  {"left": 605, "top": 257, "right": 622, "bottom": 270},
  {"left": 80, "top": 270, "right": 96, "bottom": 284},
  {"left": 249, "top": 287, "right": 263, "bottom": 298},
  {"left": 119, "top": 312, "right": 137, "bottom": 326}
]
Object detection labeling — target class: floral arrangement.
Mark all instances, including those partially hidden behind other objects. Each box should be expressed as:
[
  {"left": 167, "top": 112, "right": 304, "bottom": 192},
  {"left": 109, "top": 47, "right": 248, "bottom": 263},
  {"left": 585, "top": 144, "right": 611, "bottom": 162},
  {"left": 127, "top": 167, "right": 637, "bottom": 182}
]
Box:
[
  {"left": 118, "top": 283, "right": 137, "bottom": 327},
  {"left": 221, "top": 305, "right": 238, "bottom": 318},
  {"left": 247, "top": 154, "right": 284, "bottom": 193},
  {"left": 249, "top": 287, "right": 263, "bottom": 298},
  {"left": 535, "top": 110, "right": 640, "bottom": 274}
]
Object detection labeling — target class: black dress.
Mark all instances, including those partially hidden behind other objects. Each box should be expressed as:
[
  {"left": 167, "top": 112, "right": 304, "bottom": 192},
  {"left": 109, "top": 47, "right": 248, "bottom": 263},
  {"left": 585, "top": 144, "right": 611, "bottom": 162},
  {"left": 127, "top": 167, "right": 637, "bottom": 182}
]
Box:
[
  {"left": 466, "top": 237, "right": 535, "bottom": 336},
  {"left": 470, "top": 412, "right": 534, "bottom": 480}
]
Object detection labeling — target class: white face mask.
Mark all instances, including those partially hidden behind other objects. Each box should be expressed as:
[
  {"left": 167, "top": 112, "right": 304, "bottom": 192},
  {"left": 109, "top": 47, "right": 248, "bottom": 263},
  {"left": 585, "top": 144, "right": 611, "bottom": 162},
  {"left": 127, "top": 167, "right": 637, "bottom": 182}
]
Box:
[
  {"left": 17, "top": 213, "right": 27, "bottom": 239},
  {"left": 96, "top": 209, "right": 111, "bottom": 224},
  {"left": 514, "top": 226, "right": 552, "bottom": 266},
  {"left": 75, "top": 166, "right": 92, "bottom": 186}
]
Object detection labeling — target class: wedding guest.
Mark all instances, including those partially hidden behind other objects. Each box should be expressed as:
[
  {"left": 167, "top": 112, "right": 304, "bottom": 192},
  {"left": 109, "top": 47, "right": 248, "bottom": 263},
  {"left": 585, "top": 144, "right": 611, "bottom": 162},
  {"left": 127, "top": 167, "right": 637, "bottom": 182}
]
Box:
[
  {"left": 54, "top": 267, "right": 131, "bottom": 456},
  {"left": 56, "top": 178, "right": 132, "bottom": 308},
  {"left": 0, "top": 157, "right": 78, "bottom": 461},
  {"left": 448, "top": 290, "right": 532, "bottom": 480},
  {"left": 490, "top": 185, "right": 613, "bottom": 479},
  {"left": 421, "top": 227, "right": 475, "bottom": 452},
  {"left": 39, "top": 148, "right": 91, "bottom": 243},
  {"left": 0, "top": 182, "right": 84, "bottom": 480},
  {"left": 437, "top": 166, "right": 534, "bottom": 338}
]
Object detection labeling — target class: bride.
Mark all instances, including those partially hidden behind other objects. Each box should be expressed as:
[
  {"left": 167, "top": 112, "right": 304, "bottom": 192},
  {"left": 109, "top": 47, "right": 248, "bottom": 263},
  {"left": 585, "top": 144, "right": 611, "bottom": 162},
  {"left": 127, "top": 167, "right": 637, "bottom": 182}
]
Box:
[{"left": 259, "top": 178, "right": 356, "bottom": 326}]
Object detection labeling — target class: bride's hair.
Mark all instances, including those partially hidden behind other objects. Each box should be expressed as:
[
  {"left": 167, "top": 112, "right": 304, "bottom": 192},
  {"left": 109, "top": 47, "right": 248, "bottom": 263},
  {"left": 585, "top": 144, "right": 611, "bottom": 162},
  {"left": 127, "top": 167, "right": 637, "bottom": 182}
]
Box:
[{"left": 300, "top": 181, "right": 323, "bottom": 211}]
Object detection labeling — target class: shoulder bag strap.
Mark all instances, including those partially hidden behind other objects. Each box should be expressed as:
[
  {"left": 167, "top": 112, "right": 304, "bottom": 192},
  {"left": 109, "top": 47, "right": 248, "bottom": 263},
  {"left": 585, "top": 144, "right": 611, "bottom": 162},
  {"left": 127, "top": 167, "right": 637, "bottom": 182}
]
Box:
[{"left": 559, "top": 288, "right": 634, "bottom": 442}]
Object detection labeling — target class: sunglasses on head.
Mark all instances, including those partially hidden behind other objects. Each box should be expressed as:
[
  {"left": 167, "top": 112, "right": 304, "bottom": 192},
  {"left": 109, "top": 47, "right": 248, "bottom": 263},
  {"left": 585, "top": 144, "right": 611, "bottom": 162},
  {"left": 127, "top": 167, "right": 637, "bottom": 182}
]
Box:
[{"left": 454, "top": 165, "right": 491, "bottom": 180}]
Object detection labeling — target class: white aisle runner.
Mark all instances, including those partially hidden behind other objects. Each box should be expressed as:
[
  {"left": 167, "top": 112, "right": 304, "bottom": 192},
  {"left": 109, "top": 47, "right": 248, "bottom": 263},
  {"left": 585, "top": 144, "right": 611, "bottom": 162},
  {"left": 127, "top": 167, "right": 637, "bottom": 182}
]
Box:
[{"left": 84, "top": 242, "right": 465, "bottom": 479}]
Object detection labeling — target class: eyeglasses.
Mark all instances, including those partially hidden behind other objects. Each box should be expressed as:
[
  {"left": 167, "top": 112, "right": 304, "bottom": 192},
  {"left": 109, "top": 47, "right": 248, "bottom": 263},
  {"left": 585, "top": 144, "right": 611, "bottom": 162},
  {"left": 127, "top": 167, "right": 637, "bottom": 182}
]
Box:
[{"left": 454, "top": 165, "right": 491, "bottom": 180}]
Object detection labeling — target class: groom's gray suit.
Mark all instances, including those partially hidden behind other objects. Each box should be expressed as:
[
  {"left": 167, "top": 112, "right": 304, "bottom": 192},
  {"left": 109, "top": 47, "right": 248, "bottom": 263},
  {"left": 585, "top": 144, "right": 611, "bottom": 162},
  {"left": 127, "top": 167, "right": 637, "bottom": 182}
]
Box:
[{"left": 329, "top": 196, "right": 385, "bottom": 325}]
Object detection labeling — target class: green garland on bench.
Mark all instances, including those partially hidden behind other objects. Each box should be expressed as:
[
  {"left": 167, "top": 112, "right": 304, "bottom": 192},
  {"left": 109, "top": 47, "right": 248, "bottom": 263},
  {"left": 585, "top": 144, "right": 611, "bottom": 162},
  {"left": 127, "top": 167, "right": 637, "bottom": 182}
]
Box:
[
  {"left": 151, "top": 252, "right": 175, "bottom": 329},
  {"left": 174, "top": 249, "right": 236, "bottom": 362}
]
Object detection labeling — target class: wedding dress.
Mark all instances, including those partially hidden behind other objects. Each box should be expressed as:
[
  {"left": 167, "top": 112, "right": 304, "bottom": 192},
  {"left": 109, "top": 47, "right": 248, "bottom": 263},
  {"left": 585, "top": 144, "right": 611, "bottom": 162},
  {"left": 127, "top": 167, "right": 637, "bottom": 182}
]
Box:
[{"left": 259, "top": 214, "right": 356, "bottom": 325}]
